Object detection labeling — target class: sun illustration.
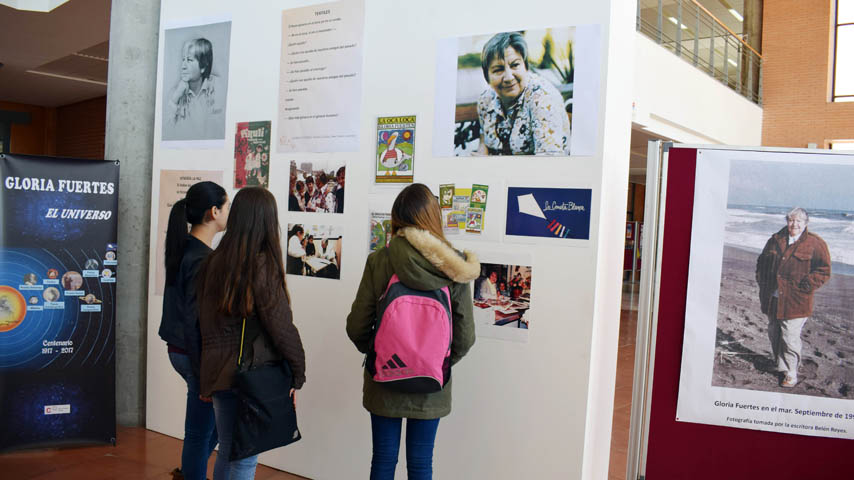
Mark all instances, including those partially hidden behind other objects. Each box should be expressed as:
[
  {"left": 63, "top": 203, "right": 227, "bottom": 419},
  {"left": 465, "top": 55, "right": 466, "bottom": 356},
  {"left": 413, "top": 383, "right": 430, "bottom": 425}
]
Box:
[
  {"left": 0, "top": 286, "right": 27, "bottom": 332},
  {"left": 402, "top": 130, "right": 412, "bottom": 140}
]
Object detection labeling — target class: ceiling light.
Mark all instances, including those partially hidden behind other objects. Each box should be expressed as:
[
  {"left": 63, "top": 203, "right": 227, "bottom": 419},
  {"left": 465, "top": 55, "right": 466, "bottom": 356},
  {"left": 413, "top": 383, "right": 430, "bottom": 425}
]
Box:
[
  {"left": 729, "top": 8, "right": 744, "bottom": 22},
  {"left": 727, "top": 58, "right": 738, "bottom": 67},
  {"left": 668, "top": 17, "right": 688, "bottom": 30},
  {"left": 25, "top": 70, "right": 107, "bottom": 86}
]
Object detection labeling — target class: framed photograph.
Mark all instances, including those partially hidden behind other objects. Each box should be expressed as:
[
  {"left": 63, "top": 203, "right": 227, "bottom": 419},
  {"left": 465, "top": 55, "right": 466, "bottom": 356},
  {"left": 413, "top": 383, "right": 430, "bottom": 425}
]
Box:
[
  {"left": 161, "top": 19, "right": 232, "bottom": 146},
  {"left": 432, "top": 25, "right": 601, "bottom": 157},
  {"left": 677, "top": 148, "right": 854, "bottom": 439}
]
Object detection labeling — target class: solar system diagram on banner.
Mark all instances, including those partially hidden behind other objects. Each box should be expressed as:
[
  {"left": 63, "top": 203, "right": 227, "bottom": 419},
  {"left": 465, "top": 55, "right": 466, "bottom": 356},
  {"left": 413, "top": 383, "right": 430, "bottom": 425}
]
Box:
[{"left": 0, "top": 154, "right": 119, "bottom": 451}]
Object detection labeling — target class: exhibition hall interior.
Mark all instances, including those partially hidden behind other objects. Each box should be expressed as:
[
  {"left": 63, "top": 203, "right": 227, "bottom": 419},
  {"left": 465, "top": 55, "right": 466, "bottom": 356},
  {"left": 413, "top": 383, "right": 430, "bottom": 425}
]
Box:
[{"left": 1, "top": 0, "right": 853, "bottom": 479}]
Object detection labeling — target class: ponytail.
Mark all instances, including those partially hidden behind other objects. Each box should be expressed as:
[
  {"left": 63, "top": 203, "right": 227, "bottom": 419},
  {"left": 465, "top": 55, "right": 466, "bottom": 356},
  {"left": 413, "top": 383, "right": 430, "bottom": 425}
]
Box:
[
  {"left": 165, "top": 198, "right": 189, "bottom": 286},
  {"left": 163, "top": 181, "right": 227, "bottom": 286}
]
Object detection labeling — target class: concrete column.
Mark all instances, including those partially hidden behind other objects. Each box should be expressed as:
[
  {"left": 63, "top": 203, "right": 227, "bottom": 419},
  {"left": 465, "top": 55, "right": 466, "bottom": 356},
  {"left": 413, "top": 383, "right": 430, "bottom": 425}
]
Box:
[{"left": 104, "top": 0, "right": 161, "bottom": 426}]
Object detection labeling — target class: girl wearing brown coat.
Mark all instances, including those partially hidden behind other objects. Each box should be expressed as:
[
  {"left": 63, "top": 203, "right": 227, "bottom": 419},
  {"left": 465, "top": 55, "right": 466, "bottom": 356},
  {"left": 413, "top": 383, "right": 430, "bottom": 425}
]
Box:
[{"left": 197, "top": 187, "right": 306, "bottom": 480}]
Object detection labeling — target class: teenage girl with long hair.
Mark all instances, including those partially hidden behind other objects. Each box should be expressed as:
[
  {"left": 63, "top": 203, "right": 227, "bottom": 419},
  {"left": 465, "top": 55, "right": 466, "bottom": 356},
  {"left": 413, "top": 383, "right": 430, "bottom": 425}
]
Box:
[
  {"left": 159, "top": 181, "right": 229, "bottom": 480},
  {"left": 346, "top": 183, "right": 480, "bottom": 479},
  {"left": 196, "top": 187, "right": 306, "bottom": 480}
]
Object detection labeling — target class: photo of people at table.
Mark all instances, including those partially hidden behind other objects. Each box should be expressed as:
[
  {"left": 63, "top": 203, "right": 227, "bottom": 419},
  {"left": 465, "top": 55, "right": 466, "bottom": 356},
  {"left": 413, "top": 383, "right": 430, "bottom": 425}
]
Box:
[
  {"left": 473, "top": 262, "right": 532, "bottom": 329},
  {"left": 286, "top": 223, "right": 342, "bottom": 279}
]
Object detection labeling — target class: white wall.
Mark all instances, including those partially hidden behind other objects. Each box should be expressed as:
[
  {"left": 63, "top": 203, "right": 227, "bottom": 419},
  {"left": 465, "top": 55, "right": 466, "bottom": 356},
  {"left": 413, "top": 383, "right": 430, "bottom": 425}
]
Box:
[
  {"left": 632, "top": 33, "right": 763, "bottom": 145},
  {"left": 145, "top": 1, "right": 635, "bottom": 478}
]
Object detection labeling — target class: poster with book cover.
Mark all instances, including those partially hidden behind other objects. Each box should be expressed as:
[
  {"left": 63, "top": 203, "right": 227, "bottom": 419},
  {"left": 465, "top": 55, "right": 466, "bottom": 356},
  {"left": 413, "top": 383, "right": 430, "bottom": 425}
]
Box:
[
  {"left": 234, "top": 121, "right": 271, "bottom": 188},
  {"left": 376, "top": 116, "right": 415, "bottom": 183},
  {"left": 369, "top": 211, "right": 392, "bottom": 254},
  {"left": 445, "top": 189, "right": 471, "bottom": 235}
]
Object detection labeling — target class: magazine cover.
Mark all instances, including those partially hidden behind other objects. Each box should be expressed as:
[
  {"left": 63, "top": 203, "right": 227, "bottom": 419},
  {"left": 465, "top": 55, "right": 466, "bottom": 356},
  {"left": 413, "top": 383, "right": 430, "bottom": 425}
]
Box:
[
  {"left": 376, "top": 116, "right": 415, "bottom": 183},
  {"left": 234, "top": 121, "right": 271, "bottom": 188},
  {"left": 369, "top": 211, "right": 392, "bottom": 254}
]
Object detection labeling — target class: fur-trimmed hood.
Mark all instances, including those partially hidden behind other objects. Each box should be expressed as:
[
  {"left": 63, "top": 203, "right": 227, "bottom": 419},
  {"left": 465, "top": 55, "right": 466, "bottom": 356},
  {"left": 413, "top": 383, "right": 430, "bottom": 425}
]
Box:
[{"left": 389, "top": 227, "right": 480, "bottom": 289}]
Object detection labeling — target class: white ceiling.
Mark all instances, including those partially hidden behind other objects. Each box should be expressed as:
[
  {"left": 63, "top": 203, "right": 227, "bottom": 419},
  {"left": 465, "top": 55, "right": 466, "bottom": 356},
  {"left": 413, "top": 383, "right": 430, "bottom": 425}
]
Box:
[{"left": 0, "top": 0, "right": 111, "bottom": 107}]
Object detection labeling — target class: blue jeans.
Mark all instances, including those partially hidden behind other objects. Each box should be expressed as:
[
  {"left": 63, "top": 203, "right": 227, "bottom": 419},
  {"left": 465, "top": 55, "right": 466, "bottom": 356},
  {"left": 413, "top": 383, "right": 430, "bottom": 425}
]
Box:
[
  {"left": 370, "top": 414, "right": 440, "bottom": 480},
  {"left": 212, "top": 390, "right": 258, "bottom": 480},
  {"left": 169, "top": 351, "right": 218, "bottom": 480}
]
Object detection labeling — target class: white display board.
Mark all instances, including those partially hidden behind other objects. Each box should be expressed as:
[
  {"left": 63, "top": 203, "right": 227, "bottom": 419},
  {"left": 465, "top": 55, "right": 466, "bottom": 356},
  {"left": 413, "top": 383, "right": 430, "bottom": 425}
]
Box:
[{"left": 145, "top": 1, "right": 634, "bottom": 478}]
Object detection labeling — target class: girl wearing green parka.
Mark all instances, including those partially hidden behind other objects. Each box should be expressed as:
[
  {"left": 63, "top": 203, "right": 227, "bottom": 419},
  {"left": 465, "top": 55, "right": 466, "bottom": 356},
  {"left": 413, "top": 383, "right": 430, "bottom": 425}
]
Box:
[{"left": 346, "top": 183, "right": 480, "bottom": 479}]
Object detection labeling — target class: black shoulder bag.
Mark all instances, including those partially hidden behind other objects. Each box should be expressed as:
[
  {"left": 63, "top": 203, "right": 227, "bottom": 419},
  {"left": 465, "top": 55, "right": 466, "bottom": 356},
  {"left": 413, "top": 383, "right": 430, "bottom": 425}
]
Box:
[{"left": 230, "top": 316, "right": 301, "bottom": 461}]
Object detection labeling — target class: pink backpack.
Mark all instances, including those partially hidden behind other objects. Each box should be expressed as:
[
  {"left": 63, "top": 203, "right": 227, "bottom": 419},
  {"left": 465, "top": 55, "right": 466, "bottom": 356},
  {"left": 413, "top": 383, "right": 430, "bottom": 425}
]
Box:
[{"left": 367, "top": 274, "right": 453, "bottom": 393}]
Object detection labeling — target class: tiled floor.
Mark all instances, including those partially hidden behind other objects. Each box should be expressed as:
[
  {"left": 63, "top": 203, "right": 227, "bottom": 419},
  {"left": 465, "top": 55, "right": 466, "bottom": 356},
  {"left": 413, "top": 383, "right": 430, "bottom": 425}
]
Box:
[
  {"left": 0, "top": 426, "right": 306, "bottom": 479},
  {"left": 608, "top": 282, "right": 640, "bottom": 480},
  {"left": 0, "top": 283, "right": 641, "bottom": 480}
]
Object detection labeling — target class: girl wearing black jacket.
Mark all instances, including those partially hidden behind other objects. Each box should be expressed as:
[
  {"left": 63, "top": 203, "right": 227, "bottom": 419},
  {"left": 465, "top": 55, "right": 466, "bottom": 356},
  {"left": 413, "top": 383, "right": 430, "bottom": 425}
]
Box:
[{"left": 159, "top": 181, "right": 229, "bottom": 480}]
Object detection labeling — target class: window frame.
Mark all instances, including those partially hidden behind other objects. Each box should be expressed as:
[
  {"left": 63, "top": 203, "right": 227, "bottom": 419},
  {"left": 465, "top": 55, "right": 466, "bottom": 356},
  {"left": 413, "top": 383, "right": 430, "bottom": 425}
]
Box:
[
  {"left": 833, "top": 0, "right": 854, "bottom": 101},
  {"left": 0, "top": 120, "right": 9, "bottom": 154}
]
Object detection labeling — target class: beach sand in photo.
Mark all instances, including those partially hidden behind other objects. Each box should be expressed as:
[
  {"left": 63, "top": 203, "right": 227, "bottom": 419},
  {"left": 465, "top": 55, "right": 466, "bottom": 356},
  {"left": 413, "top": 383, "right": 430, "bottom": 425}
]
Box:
[{"left": 712, "top": 245, "right": 854, "bottom": 399}]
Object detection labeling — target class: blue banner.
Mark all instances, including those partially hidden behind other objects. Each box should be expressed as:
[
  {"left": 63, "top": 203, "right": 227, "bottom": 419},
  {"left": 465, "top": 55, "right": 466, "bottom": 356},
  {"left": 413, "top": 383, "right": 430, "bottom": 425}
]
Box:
[
  {"left": 0, "top": 154, "right": 119, "bottom": 451},
  {"left": 505, "top": 187, "right": 591, "bottom": 240}
]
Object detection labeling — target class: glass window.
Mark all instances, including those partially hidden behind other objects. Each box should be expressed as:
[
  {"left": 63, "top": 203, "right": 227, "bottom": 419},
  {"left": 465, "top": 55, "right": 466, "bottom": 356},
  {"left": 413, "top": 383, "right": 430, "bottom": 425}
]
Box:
[
  {"left": 0, "top": 121, "right": 8, "bottom": 154},
  {"left": 834, "top": 0, "right": 854, "bottom": 101}
]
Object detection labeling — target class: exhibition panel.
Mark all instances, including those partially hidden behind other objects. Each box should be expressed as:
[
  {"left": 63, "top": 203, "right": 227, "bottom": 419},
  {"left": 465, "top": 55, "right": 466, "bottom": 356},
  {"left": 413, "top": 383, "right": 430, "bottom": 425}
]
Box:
[
  {"left": 636, "top": 145, "right": 854, "bottom": 479},
  {"left": 0, "top": 154, "right": 119, "bottom": 452},
  {"left": 145, "top": 1, "right": 635, "bottom": 478}
]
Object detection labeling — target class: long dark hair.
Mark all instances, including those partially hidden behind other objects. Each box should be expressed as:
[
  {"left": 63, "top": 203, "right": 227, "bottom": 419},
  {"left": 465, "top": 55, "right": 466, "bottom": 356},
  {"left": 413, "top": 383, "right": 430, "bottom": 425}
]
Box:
[
  {"left": 391, "top": 183, "right": 447, "bottom": 243},
  {"left": 197, "top": 187, "right": 288, "bottom": 317},
  {"left": 164, "top": 181, "right": 227, "bottom": 286}
]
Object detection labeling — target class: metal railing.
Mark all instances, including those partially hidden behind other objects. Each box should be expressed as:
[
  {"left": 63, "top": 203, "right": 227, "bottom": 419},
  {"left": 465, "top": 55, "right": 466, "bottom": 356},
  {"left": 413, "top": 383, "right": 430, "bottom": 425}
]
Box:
[{"left": 637, "top": 0, "right": 762, "bottom": 105}]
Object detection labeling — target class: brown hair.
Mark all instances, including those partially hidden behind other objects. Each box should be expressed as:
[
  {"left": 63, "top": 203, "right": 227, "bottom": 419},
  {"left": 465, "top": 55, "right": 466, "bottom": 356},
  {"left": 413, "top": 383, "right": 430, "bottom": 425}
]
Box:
[
  {"left": 197, "top": 187, "right": 289, "bottom": 318},
  {"left": 391, "top": 183, "right": 447, "bottom": 243}
]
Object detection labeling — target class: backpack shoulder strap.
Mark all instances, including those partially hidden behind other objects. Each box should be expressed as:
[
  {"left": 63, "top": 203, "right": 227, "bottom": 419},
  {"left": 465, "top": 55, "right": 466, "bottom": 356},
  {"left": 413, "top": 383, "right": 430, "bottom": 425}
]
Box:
[{"left": 379, "top": 273, "right": 400, "bottom": 302}]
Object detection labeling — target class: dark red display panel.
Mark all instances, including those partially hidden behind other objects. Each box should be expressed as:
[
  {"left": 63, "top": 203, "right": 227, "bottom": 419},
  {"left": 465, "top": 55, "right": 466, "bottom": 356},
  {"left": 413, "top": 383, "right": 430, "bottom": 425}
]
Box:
[{"left": 644, "top": 147, "right": 853, "bottom": 479}]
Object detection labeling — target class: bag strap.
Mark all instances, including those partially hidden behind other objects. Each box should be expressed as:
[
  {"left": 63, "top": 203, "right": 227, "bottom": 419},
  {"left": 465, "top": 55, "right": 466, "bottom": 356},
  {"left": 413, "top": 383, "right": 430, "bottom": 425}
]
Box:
[{"left": 237, "top": 317, "right": 247, "bottom": 368}]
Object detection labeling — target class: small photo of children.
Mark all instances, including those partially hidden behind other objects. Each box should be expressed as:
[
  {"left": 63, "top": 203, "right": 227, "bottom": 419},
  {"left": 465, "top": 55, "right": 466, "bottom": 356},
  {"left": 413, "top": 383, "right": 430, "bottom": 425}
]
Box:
[{"left": 288, "top": 159, "right": 345, "bottom": 214}]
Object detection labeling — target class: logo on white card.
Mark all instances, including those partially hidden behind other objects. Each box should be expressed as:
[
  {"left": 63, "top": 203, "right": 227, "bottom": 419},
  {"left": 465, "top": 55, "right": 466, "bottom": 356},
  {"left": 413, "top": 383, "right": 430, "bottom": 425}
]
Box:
[{"left": 44, "top": 404, "right": 71, "bottom": 415}]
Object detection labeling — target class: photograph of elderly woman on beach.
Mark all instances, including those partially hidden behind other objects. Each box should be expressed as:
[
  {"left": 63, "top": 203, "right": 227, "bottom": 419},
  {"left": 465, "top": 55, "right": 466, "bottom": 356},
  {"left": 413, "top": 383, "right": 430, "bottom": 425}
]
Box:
[
  {"left": 453, "top": 28, "right": 574, "bottom": 156},
  {"left": 711, "top": 159, "right": 854, "bottom": 400},
  {"left": 161, "top": 21, "right": 231, "bottom": 143}
]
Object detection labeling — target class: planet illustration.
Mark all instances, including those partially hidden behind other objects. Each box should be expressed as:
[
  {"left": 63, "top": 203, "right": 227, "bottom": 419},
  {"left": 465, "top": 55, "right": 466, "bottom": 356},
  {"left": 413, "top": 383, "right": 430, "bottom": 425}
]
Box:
[
  {"left": 61, "top": 271, "right": 83, "bottom": 290},
  {"left": 81, "top": 293, "right": 101, "bottom": 304},
  {"left": 0, "top": 286, "right": 27, "bottom": 332},
  {"left": 43, "top": 287, "right": 61, "bottom": 302}
]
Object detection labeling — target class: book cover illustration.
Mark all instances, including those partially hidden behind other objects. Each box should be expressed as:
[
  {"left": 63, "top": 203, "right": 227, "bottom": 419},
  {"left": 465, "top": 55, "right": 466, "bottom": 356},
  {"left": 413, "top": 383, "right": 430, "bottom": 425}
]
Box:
[{"left": 376, "top": 116, "right": 416, "bottom": 183}]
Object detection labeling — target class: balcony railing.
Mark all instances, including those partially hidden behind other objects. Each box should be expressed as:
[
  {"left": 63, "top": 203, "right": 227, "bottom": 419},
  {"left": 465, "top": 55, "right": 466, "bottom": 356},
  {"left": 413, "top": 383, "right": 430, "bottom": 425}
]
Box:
[{"left": 637, "top": 0, "right": 762, "bottom": 105}]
